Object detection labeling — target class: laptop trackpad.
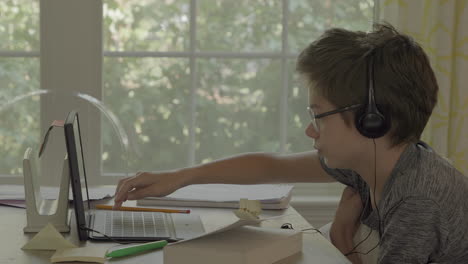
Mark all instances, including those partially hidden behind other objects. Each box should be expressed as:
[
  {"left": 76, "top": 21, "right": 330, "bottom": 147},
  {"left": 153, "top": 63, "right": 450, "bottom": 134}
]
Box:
[{"left": 172, "top": 214, "right": 205, "bottom": 240}]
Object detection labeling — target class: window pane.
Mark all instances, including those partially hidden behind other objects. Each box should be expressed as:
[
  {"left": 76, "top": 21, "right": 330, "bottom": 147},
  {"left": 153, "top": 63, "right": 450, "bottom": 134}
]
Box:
[
  {"left": 286, "top": 58, "right": 347, "bottom": 196},
  {"left": 195, "top": 59, "right": 281, "bottom": 163},
  {"left": 0, "top": 0, "right": 39, "bottom": 51},
  {"left": 286, "top": 59, "right": 311, "bottom": 153},
  {"left": 0, "top": 58, "right": 39, "bottom": 100},
  {"left": 0, "top": 58, "right": 40, "bottom": 175},
  {"left": 103, "top": 0, "right": 190, "bottom": 52},
  {"left": 288, "top": 0, "right": 373, "bottom": 53},
  {"left": 197, "top": 0, "right": 282, "bottom": 52},
  {"left": 103, "top": 58, "right": 191, "bottom": 173}
]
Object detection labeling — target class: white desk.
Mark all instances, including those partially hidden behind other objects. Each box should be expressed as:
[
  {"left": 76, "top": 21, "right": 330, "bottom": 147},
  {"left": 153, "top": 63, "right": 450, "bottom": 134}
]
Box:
[{"left": 0, "top": 200, "right": 350, "bottom": 264}]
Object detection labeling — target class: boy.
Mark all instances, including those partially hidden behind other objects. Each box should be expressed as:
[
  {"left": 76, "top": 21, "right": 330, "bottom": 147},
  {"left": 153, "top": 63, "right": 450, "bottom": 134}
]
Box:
[{"left": 114, "top": 24, "right": 468, "bottom": 263}]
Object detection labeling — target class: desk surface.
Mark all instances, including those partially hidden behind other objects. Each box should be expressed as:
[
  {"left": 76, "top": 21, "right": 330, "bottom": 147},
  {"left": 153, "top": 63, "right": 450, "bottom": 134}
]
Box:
[{"left": 0, "top": 200, "right": 350, "bottom": 264}]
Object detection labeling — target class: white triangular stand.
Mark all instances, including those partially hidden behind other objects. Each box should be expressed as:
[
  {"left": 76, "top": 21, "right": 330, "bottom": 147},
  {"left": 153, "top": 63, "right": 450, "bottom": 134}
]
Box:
[{"left": 23, "top": 147, "right": 70, "bottom": 233}]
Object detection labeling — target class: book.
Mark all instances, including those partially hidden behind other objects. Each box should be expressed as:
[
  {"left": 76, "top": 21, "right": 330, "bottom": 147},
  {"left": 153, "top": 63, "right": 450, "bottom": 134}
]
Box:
[
  {"left": 137, "top": 184, "right": 293, "bottom": 209},
  {"left": 164, "top": 226, "right": 303, "bottom": 264}
]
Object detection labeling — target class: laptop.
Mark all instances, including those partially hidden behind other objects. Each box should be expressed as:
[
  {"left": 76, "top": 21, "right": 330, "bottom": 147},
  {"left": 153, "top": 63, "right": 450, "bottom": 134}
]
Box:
[{"left": 64, "top": 110, "right": 205, "bottom": 242}]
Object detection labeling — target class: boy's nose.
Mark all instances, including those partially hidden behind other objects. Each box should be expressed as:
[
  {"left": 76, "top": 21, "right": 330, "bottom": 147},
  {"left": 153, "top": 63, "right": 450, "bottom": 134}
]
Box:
[{"left": 305, "top": 123, "right": 319, "bottom": 139}]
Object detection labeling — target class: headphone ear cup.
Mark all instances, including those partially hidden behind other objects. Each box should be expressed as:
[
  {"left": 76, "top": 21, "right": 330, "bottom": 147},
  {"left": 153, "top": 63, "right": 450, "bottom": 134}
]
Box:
[{"left": 355, "top": 107, "right": 390, "bottom": 138}]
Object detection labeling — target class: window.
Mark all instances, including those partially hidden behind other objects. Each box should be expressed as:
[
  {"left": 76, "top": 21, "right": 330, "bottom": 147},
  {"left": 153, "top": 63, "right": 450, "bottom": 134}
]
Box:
[
  {"left": 0, "top": 0, "right": 40, "bottom": 183},
  {"left": 1, "top": 0, "right": 374, "bottom": 196}
]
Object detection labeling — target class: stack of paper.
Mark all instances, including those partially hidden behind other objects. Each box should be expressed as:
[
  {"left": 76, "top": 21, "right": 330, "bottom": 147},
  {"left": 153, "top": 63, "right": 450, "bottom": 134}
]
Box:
[
  {"left": 164, "top": 225, "right": 302, "bottom": 264},
  {"left": 137, "top": 184, "right": 294, "bottom": 209},
  {"left": 0, "top": 184, "right": 115, "bottom": 208}
]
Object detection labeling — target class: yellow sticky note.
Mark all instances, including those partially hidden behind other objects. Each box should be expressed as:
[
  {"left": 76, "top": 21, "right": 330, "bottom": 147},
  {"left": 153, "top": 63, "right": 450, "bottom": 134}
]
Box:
[{"left": 22, "top": 223, "right": 77, "bottom": 250}]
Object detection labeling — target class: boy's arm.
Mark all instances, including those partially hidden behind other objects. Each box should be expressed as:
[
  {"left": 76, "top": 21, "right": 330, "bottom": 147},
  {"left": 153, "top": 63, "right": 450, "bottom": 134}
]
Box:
[
  {"left": 187, "top": 151, "right": 335, "bottom": 185},
  {"left": 114, "top": 151, "right": 334, "bottom": 207}
]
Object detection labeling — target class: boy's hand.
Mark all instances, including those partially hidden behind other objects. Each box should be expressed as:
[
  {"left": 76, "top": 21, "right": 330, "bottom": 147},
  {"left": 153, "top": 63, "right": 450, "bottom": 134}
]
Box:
[{"left": 113, "top": 171, "right": 190, "bottom": 209}]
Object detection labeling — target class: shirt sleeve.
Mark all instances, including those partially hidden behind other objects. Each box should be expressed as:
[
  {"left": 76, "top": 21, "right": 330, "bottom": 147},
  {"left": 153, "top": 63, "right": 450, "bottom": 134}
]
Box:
[
  {"left": 378, "top": 198, "right": 448, "bottom": 264},
  {"left": 318, "top": 155, "right": 364, "bottom": 190}
]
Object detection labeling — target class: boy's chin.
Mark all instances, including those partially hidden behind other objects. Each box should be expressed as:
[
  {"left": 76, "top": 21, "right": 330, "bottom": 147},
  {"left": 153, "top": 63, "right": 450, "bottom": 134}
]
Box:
[
  {"left": 322, "top": 157, "right": 341, "bottom": 169},
  {"left": 322, "top": 157, "right": 332, "bottom": 168}
]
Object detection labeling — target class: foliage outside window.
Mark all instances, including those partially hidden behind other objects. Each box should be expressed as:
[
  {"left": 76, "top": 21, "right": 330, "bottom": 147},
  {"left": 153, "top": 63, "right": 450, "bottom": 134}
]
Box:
[{"left": 1, "top": 0, "right": 373, "bottom": 197}]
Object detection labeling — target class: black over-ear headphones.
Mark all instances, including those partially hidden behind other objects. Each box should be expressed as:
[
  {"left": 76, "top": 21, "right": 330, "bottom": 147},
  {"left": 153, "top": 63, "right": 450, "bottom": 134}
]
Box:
[{"left": 355, "top": 54, "right": 391, "bottom": 138}]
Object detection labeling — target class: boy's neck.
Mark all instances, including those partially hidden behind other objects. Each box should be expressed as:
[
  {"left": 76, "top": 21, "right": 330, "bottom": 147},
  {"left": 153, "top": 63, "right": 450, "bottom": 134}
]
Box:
[{"left": 353, "top": 141, "right": 409, "bottom": 206}]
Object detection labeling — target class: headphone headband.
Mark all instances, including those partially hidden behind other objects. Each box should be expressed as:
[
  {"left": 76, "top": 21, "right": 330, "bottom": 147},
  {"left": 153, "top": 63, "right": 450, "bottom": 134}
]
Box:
[{"left": 355, "top": 55, "right": 391, "bottom": 138}]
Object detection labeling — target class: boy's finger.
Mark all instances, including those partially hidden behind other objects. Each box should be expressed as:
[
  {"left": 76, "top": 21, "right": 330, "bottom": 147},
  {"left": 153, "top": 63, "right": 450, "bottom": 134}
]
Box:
[{"left": 127, "top": 185, "right": 156, "bottom": 201}]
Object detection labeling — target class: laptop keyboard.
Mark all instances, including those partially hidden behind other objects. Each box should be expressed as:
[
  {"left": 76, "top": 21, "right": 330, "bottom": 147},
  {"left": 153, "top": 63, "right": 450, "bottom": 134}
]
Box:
[{"left": 103, "top": 210, "right": 169, "bottom": 237}]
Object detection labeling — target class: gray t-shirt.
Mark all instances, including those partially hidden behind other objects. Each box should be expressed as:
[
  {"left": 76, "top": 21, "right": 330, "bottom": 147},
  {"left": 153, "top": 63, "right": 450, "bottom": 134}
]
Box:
[{"left": 320, "top": 142, "right": 468, "bottom": 263}]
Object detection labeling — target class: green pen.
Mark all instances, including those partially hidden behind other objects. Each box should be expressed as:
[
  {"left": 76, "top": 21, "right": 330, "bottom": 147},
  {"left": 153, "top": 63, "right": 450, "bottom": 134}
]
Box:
[{"left": 106, "top": 240, "right": 168, "bottom": 258}]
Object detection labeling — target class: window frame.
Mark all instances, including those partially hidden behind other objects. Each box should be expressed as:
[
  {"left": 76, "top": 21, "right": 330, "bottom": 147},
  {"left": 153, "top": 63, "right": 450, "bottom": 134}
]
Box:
[{"left": 1, "top": 0, "right": 377, "bottom": 196}]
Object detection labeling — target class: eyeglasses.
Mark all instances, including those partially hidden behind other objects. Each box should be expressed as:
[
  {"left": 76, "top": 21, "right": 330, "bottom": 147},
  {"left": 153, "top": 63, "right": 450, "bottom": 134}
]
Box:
[{"left": 307, "top": 104, "right": 362, "bottom": 131}]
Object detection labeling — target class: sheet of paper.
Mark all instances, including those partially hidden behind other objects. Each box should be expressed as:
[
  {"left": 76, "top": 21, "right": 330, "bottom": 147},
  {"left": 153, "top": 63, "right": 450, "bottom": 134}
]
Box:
[
  {"left": 22, "top": 223, "right": 77, "bottom": 250},
  {"left": 143, "top": 184, "right": 293, "bottom": 203},
  {"left": 0, "top": 199, "right": 26, "bottom": 208},
  {"left": 172, "top": 217, "right": 261, "bottom": 245},
  {"left": 0, "top": 184, "right": 115, "bottom": 201},
  {"left": 172, "top": 204, "right": 282, "bottom": 246}
]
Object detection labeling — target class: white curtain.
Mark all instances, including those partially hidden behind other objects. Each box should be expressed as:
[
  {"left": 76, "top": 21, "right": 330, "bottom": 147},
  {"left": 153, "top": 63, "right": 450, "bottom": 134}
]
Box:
[{"left": 379, "top": 0, "right": 468, "bottom": 176}]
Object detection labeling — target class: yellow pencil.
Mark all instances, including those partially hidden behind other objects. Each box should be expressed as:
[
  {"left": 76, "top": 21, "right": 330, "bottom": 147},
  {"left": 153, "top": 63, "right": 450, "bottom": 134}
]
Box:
[{"left": 95, "top": 204, "right": 190, "bottom": 214}]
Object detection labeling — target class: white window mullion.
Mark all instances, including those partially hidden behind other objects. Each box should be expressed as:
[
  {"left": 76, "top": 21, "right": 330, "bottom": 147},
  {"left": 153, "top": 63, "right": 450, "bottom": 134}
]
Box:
[
  {"left": 188, "top": 0, "right": 197, "bottom": 166},
  {"left": 374, "top": 0, "right": 381, "bottom": 22},
  {"left": 279, "top": 0, "right": 290, "bottom": 153},
  {"left": 103, "top": 51, "right": 297, "bottom": 59},
  {"left": 0, "top": 51, "right": 40, "bottom": 57}
]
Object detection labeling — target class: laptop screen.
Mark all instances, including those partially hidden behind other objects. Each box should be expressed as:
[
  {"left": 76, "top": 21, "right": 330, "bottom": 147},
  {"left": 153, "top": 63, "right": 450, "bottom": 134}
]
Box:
[{"left": 64, "top": 110, "right": 91, "bottom": 240}]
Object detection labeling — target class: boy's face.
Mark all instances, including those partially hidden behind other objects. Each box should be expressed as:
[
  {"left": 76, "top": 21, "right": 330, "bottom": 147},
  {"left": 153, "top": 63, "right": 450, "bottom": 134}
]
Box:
[{"left": 306, "top": 91, "right": 368, "bottom": 169}]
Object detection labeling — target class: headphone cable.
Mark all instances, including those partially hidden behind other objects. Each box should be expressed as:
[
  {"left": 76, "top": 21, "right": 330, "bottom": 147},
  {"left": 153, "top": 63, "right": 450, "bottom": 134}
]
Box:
[{"left": 345, "top": 139, "right": 382, "bottom": 256}]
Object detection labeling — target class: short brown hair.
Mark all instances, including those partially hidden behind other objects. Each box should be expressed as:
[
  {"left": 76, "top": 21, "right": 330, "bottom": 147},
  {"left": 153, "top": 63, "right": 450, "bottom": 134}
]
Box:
[{"left": 296, "top": 23, "right": 438, "bottom": 146}]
